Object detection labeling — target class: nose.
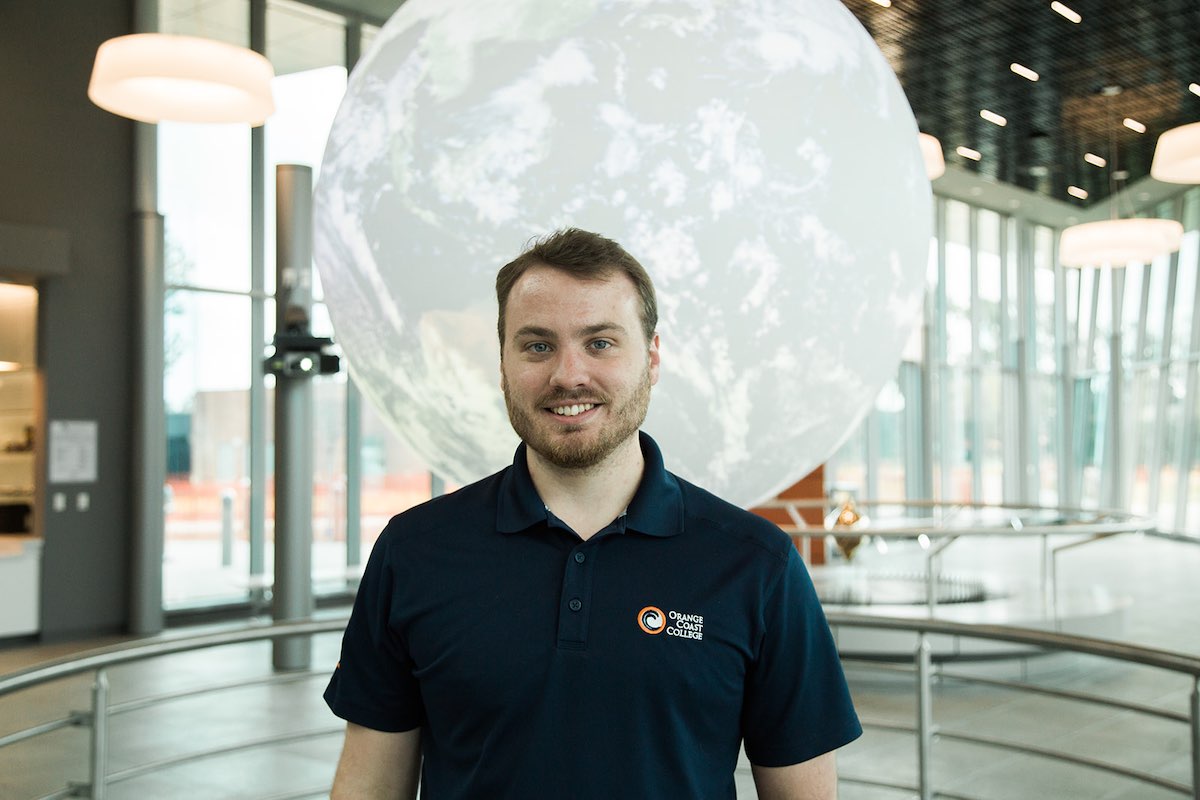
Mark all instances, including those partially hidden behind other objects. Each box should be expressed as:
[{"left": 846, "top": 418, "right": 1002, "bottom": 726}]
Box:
[{"left": 550, "top": 347, "right": 590, "bottom": 390}]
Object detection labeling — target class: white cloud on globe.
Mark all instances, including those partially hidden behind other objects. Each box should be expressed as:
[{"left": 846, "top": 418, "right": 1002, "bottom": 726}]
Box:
[{"left": 314, "top": 0, "right": 932, "bottom": 507}]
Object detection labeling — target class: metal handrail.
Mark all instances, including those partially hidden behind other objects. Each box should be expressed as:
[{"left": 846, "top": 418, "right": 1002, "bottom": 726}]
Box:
[
  {"left": 759, "top": 498, "right": 1173, "bottom": 618},
  {"left": 758, "top": 496, "right": 1157, "bottom": 535},
  {"left": 1, "top": 615, "right": 1198, "bottom": 799},
  {"left": 0, "top": 619, "right": 348, "bottom": 800},
  {"left": 757, "top": 496, "right": 1151, "bottom": 515},
  {"left": 826, "top": 612, "right": 1200, "bottom": 800},
  {"left": 932, "top": 668, "right": 1190, "bottom": 723},
  {"left": 825, "top": 612, "right": 1200, "bottom": 675},
  {"left": 0, "top": 618, "right": 346, "bottom": 698},
  {"left": 108, "top": 667, "right": 327, "bottom": 716}
]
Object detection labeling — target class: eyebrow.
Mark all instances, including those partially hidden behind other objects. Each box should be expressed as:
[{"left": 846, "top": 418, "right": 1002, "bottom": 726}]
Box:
[
  {"left": 511, "top": 322, "right": 628, "bottom": 341},
  {"left": 512, "top": 325, "right": 555, "bottom": 341},
  {"left": 578, "top": 322, "right": 627, "bottom": 337}
]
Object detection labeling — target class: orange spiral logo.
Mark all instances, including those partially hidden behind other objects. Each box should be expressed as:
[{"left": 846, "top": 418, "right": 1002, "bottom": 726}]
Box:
[{"left": 638, "top": 606, "right": 666, "bottom": 634}]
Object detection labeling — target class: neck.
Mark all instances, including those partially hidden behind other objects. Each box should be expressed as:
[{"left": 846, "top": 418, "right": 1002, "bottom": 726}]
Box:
[{"left": 526, "top": 434, "right": 645, "bottom": 540}]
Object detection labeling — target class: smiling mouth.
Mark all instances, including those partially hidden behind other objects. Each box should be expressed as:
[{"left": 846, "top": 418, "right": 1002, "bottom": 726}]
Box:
[{"left": 549, "top": 403, "right": 596, "bottom": 417}]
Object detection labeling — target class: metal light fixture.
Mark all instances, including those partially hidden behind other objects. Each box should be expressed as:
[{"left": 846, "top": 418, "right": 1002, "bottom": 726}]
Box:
[
  {"left": 88, "top": 33, "right": 275, "bottom": 125},
  {"left": 823, "top": 494, "right": 869, "bottom": 562},
  {"left": 1150, "top": 120, "right": 1200, "bottom": 184},
  {"left": 918, "top": 132, "right": 945, "bottom": 180},
  {"left": 1059, "top": 86, "right": 1184, "bottom": 268}
]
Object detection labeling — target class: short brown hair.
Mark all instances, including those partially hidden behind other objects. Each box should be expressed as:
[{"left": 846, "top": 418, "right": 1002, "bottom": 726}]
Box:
[{"left": 495, "top": 228, "right": 658, "bottom": 345}]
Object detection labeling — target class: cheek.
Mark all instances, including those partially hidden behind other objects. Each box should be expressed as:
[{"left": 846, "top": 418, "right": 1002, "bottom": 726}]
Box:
[{"left": 502, "top": 362, "right": 543, "bottom": 394}]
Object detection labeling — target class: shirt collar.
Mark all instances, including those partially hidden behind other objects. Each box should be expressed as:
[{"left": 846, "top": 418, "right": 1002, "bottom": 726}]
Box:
[{"left": 496, "top": 431, "right": 684, "bottom": 538}]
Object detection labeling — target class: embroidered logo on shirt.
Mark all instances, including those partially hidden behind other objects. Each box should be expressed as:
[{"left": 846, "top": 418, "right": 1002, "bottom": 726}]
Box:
[
  {"left": 637, "top": 606, "right": 705, "bottom": 640},
  {"left": 637, "top": 606, "right": 665, "bottom": 634}
]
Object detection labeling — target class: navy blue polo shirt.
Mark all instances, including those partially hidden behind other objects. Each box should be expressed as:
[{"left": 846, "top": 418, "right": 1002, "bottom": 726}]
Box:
[{"left": 325, "top": 432, "right": 860, "bottom": 799}]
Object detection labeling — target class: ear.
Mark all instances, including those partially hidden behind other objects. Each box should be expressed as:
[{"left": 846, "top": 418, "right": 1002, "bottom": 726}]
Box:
[{"left": 648, "top": 333, "right": 661, "bottom": 386}]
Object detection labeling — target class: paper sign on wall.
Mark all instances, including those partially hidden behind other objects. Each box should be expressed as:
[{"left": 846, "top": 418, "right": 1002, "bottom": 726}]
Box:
[{"left": 49, "top": 420, "right": 98, "bottom": 484}]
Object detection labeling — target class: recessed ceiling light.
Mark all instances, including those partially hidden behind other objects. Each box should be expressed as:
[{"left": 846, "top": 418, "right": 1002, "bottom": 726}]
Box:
[
  {"left": 1067, "top": 186, "right": 1088, "bottom": 199},
  {"left": 1010, "top": 63, "right": 1040, "bottom": 82},
  {"left": 956, "top": 146, "right": 982, "bottom": 161},
  {"left": 980, "top": 109, "right": 1007, "bottom": 126},
  {"left": 1123, "top": 117, "right": 1147, "bottom": 134},
  {"left": 870, "top": 0, "right": 892, "bottom": 6},
  {"left": 1084, "top": 153, "right": 1107, "bottom": 167},
  {"left": 1050, "top": 1, "right": 1082, "bottom": 23},
  {"left": 1190, "top": 83, "right": 1200, "bottom": 97}
]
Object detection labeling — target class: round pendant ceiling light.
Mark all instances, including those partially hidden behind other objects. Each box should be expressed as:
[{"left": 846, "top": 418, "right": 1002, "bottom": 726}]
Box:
[
  {"left": 1060, "top": 86, "right": 1186, "bottom": 268},
  {"left": 1059, "top": 217, "right": 1183, "bottom": 268},
  {"left": 918, "top": 132, "right": 945, "bottom": 180},
  {"left": 88, "top": 33, "right": 275, "bottom": 125},
  {"left": 1151, "top": 120, "right": 1200, "bottom": 184}
]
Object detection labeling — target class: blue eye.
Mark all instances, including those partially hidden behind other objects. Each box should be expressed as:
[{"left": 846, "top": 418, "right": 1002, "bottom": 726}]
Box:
[
  {"left": 591, "top": 340, "right": 612, "bottom": 350},
  {"left": 528, "top": 342, "right": 551, "bottom": 353}
]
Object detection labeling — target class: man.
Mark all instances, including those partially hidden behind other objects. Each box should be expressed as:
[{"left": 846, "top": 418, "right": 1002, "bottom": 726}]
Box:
[{"left": 324, "top": 228, "right": 861, "bottom": 799}]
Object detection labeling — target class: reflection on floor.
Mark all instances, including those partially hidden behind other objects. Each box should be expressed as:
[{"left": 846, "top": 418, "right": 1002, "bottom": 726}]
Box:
[{"left": 1, "top": 533, "right": 1197, "bottom": 799}]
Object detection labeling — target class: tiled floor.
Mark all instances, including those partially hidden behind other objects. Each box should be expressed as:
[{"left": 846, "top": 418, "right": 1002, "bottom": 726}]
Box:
[{"left": 1, "top": 532, "right": 1198, "bottom": 799}]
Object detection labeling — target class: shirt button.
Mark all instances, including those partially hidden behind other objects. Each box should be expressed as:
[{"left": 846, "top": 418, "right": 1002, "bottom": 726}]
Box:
[
  {"left": 568, "top": 598, "right": 582, "bottom": 612},
  {"left": 574, "top": 552, "right": 586, "bottom": 564}
]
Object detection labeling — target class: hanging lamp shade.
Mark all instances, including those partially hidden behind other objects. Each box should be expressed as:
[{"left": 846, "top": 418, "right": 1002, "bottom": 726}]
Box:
[
  {"left": 88, "top": 33, "right": 275, "bottom": 125},
  {"left": 1150, "top": 121, "right": 1200, "bottom": 184},
  {"left": 918, "top": 132, "right": 945, "bottom": 180},
  {"left": 1059, "top": 217, "right": 1183, "bottom": 267}
]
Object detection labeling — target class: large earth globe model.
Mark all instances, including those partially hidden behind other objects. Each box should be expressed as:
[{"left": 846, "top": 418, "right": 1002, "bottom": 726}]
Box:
[{"left": 314, "top": 0, "right": 931, "bottom": 507}]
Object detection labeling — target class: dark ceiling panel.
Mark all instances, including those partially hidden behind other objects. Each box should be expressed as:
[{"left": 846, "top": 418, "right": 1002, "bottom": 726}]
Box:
[{"left": 846, "top": 0, "right": 1200, "bottom": 206}]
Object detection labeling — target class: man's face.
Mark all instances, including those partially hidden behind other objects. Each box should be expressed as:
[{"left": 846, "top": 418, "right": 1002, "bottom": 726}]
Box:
[{"left": 500, "top": 265, "right": 660, "bottom": 470}]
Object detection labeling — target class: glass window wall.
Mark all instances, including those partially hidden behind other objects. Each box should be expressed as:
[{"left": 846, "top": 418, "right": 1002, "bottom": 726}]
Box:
[{"left": 830, "top": 187, "right": 1200, "bottom": 536}]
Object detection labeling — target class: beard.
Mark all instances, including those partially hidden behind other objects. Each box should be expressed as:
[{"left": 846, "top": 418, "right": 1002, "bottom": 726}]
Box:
[{"left": 503, "top": 361, "right": 653, "bottom": 470}]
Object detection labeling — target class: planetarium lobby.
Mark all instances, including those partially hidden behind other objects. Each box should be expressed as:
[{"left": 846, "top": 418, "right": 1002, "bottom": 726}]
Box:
[{"left": 2, "top": 1, "right": 1200, "bottom": 798}]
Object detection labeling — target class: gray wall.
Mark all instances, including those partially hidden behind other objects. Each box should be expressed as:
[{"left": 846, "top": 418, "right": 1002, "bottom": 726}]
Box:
[{"left": 0, "top": 1, "right": 135, "bottom": 638}]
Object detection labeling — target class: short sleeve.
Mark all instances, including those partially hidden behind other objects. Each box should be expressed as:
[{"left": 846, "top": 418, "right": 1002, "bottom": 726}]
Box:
[
  {"left": 323, "top": 526, "right": 424, "bottom": 732},
  {"left": 741, "top": 545, "right": 862, "bottom": 766}
]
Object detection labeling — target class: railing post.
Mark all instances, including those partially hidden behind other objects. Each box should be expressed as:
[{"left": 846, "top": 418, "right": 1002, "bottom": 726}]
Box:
[
  {"left": 90, "top": 668, "right": 109, "bottom": 799},
  {"left": 221, "top": 489, "right": 235, "bottom": 567},
  {"left": 1190, "top": 676, "right": 1199, "bottom": 800},
  {"left": 926, "top": 550, "right": 938, "bottom": 616},
  {"left": 916, "top": 633, "right": 934, "bottom": 800},
  {"left": 1041, "top": 533, "right": 1053, "bottom": 618}
]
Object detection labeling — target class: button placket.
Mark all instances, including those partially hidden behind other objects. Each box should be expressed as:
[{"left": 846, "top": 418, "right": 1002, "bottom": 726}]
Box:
[{"left": 557, "top": 543, "right": 595, "bottom": 647}]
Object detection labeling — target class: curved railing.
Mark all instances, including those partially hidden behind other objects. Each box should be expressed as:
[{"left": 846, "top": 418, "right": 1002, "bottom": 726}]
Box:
[
  {"left": 1, "top": 614, "right": 1197, "bottom": 799},
  {"left": 0, "top": 619, "right": 346, "bottom": 800},
  {"left": 826, "top": 612, "right": 1200, "bottom": 800},
  {"left": 757, "top": 498, "right": 1163, "bottom": 614}
]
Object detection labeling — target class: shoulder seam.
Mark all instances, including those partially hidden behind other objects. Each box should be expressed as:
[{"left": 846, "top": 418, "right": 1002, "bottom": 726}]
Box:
[{"left": 676, "top": 481, "right": 790, "bottom": 563}]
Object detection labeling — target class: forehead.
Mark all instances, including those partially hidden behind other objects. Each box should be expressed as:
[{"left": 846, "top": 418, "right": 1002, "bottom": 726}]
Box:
[{"left": 505, "top": 265, "right": 640, "bottom": 326}]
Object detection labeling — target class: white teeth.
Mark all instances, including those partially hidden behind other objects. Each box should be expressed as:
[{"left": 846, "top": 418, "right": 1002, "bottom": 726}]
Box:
[{"left": 551, "top": 403, "right": 595, "bottom": 417}]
